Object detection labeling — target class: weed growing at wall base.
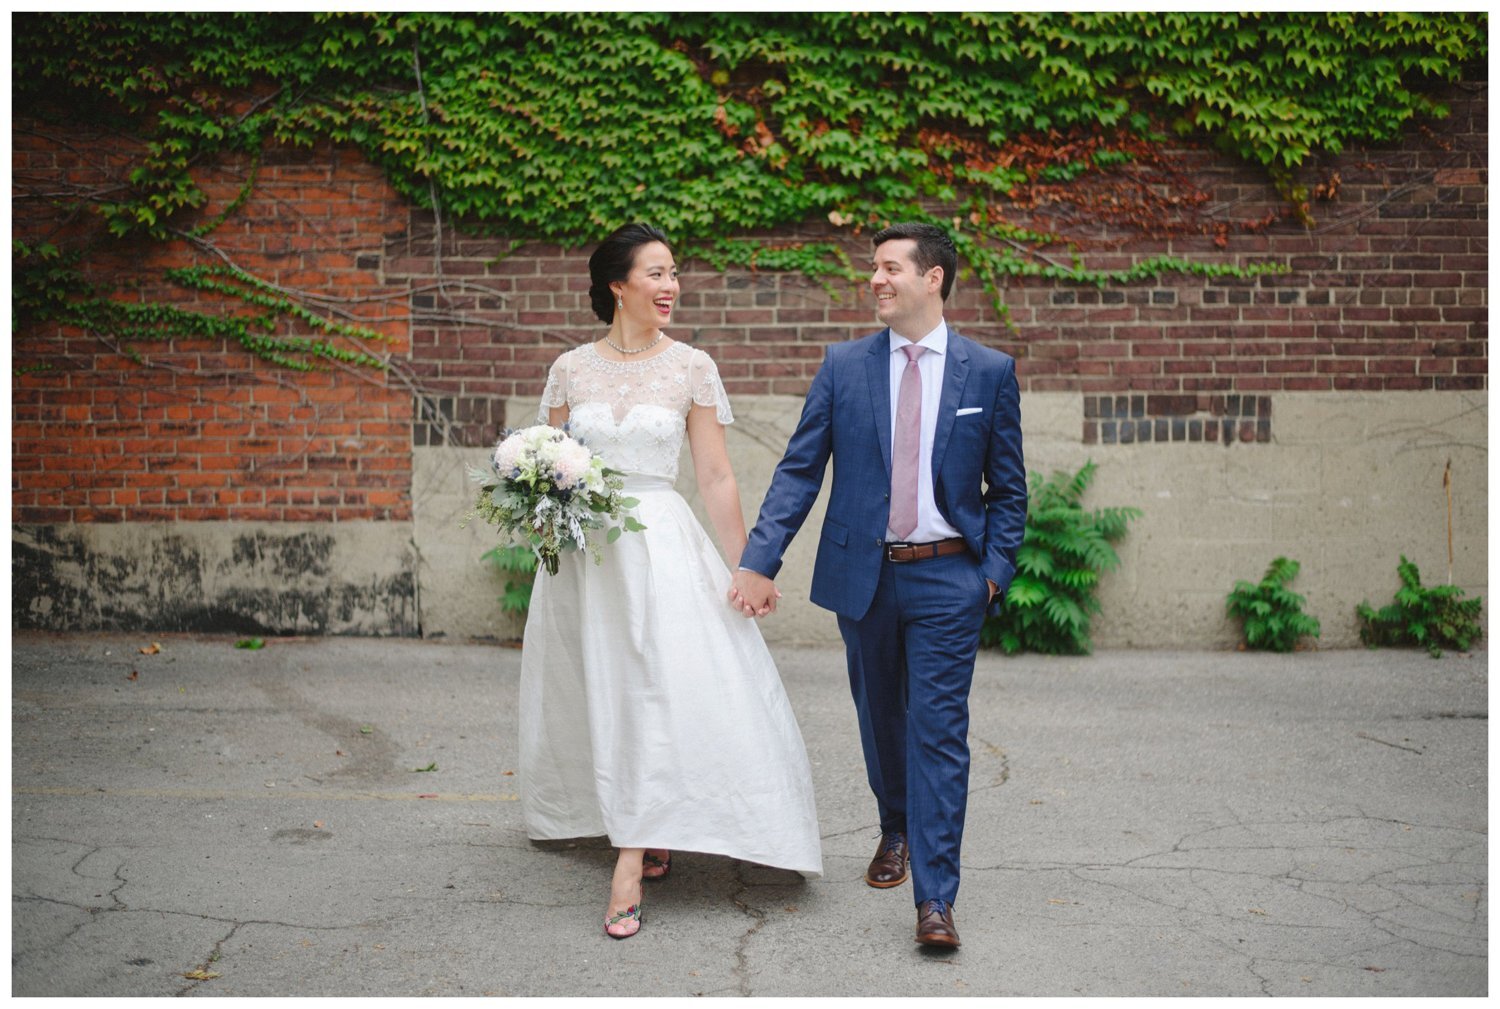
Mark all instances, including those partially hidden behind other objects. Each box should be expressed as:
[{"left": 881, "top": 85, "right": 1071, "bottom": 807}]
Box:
[
  {"left": 1226, "top": 557, "right": 1321, "bottom": 652},
  {"left": 982, "top": 461, "right": 1140, "bottom": 655},
  {"left": 483, "top": 544, "right": 537, "bottom": 623},
  {"left": 1357, "top": 556, "right": 1483, "bottom": 658}
]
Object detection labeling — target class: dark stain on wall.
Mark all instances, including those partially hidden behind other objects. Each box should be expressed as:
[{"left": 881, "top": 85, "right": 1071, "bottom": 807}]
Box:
[
  {"left": 14, "top": 526, "right": 417, "bottom": 635},
  {"left": 226, "top": 531, "right": 335, "bottom": 580}
]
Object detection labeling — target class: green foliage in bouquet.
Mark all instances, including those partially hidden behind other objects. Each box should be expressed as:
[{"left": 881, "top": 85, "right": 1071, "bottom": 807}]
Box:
[
  {"left": 982, "top": 461, "right": 1141, "bottom": 655},
  {"left": 482, "top": 544, "right": 538, "bottom": 619},
  {"left": 467, "top": 425, "right": 645, "bottom": 576},
  {"left": 1225, "top": 556, "right": 1321, "bottom": 652},
  {"left": 1357, "top": 555, "right": 1483, "bottom": 658}
]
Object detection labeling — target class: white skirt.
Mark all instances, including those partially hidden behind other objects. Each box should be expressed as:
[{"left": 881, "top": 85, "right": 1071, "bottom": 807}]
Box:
[{"left": 518, "top": 477, "right": 823, "bottom": 877}]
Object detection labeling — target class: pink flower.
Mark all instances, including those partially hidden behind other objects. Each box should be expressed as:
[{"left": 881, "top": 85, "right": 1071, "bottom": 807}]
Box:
[
  {"left": 493, "top": 433, "right": 525, "bottom": 474},
  {"left": 551, "top": 440, "right": 594, "bottom": 488}
]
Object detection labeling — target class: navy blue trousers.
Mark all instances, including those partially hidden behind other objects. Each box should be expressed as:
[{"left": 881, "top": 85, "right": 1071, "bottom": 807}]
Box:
[{"left": 837, "top": 548, "right": 990, "bottom": 907}]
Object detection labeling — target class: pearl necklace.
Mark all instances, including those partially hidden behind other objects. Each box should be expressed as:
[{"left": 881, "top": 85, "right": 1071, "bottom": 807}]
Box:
[{"left": 602, "top": 331, "right": 664, "bottom": 356}]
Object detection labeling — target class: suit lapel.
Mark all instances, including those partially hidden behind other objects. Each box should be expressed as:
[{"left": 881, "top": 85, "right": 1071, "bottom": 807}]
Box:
[
  {"left": 930, "top": 330, "right": 970, "bottom": 478},
  {"left": 865, "top": 332, "right": 893, "bottom": 479}
]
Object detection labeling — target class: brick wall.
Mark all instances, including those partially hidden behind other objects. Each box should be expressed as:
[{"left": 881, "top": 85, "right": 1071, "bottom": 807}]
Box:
[
  {"left": 13, "top": 134, "right": 415, "bottom": 524},
  {"left": 12, "top": 81, "right": 1487, "bottom": 523},
  {"left": 386, "top": 81, "right": 1485, "bottom": 451}
]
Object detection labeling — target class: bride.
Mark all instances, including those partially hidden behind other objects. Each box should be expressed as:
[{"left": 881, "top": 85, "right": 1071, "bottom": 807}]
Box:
[{"left": 519, "top": 223, "right": 822, "bottom": 939}]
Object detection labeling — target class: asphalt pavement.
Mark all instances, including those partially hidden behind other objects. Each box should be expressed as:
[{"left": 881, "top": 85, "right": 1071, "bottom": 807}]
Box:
[{"left": 11, "top": 632, "right": 1488, "bottom": 997}]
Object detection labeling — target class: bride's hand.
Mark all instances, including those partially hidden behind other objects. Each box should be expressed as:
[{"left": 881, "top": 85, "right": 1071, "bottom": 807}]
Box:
[{"left": 728, "top": 569, "right": 778, "bottom": 618}]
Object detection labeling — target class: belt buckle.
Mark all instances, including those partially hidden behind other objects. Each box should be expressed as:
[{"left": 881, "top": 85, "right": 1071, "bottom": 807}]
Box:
[{"left": 886, "top": 541, "right": 913, "bottom": 563}]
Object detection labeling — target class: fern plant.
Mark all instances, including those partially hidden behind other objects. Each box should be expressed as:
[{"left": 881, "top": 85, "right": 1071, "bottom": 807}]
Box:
[
  {"left": 1357, "top": 555, "right": 1483, "bottom": 658},
  {"left": 1225, "top": 557, "right": 1321, "bottom": 652},
  {"left": 482, "top": 544, "right": 537, "bottom": 621},
  {"left": 982, "top": 461, "right": 1141, "bottom": 655}
]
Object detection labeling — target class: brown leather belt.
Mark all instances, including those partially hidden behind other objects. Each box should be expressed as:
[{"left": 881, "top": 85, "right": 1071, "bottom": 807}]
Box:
[{"left": 885, "top": 537, "right": 970, "bottom": 563}]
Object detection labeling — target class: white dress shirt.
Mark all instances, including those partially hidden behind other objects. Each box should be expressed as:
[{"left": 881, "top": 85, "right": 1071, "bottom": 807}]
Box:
[{"left": 887, "top": 320, "right": 963, "bottom": 544}]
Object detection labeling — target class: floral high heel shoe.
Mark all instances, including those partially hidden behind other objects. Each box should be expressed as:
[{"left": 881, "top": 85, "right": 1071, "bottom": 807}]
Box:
[{"left": 604, "top": 903, "right": 644, "bottom": 940}]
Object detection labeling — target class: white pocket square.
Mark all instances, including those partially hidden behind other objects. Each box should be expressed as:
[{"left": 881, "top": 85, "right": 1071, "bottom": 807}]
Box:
[{"left": 955, "top": 407, "right": 984, "bottom": 416}]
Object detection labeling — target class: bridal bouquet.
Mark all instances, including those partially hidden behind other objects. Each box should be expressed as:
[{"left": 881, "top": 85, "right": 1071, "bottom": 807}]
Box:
[{"left": 467, "top": 425, "right": 644, "bottom": 575}]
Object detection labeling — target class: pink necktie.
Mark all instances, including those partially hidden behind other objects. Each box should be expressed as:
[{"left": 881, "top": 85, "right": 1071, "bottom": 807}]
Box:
[{"left": 889, "top": 345, "right": 926, "bottom": 540}]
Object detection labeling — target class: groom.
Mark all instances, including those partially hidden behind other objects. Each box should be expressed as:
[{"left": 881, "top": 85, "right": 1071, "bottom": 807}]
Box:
[{"left": 731, "top": 222, "right": 1027, "bottom": 948}]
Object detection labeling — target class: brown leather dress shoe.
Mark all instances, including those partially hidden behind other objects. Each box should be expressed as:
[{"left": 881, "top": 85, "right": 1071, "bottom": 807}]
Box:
[
  {"left": 864, "top": 831, "right": 909, "bottom": 888},
  {"left": 915, "top": 899, "right": 960, "bottom": 948}
]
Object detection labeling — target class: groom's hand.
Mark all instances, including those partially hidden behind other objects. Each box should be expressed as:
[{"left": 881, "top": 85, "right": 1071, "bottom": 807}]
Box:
[{"left": 729, "top": 569, "right": 779, "bottom": 618}]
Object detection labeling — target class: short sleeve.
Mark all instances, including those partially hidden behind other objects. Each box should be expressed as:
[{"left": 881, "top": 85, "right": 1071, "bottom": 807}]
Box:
[
  {"left": 689, "top": 349, "right": 733, "bottom": 425},
  {"left": 537, "top": 352, "right": 570, "bottom": 422}
]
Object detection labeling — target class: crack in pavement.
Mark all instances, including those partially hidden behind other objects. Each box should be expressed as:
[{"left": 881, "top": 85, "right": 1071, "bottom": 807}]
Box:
[
  {"left": 11, "top": 892, "right": 363, "bottom": 933},
  {"left": 727, "top": 861, "right": 769, "bottom": 997},
  {"left": 1240, "top": 934, "right": 1482, "bottom": 998},
  {"left": 13, "top": 892, "right": 109, "bottom": 946},
  {"left": 9, "top": 837, "right": 132, "bottom": 943},
  {"left": 960, "top": 809, "right": 1485, "bottom": 988},
  {"left": 816, "top": 732, "right": 1010, "bottom": 847},
  {"left": 106, "top": 860, "right": 130, "bottom": 909},
  {"left": 175, "top": 921, "right": 243, "bottom": 996},
  {"left": 1355, "top": 731, "right": 1425, "bottom": 755},
  {"left": 969, "top": 733, "right": 1010, "bottom": 792},
  {"left": 62, "top": 841, "right": 131, "bottom": 910},
  {"left": 1115, "top": 814, "right": 1486, "bottom": 868},
  {"left": 14, "top": 886, "right": 373, "bottom": 995},
  {"left": 15, "top": 834, "right": 373, "bottom": 955}
]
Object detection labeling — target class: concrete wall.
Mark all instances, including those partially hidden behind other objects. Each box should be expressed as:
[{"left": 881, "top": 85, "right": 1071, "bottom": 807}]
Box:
[
  {"left": 411, "top": 443, "right": 528, "bottom": 642},
  {"left": 406, "top": 390, "right": 1486, "bottom": 650},
  {"left": 1035, "top": 390, "right": 1489, "bottom": 649},
  {"left": 13, "top": 523, "right": 418, "bottom": 636},
  {"left": 16, "top": 390, "right": 1482, "bottom": 647}
]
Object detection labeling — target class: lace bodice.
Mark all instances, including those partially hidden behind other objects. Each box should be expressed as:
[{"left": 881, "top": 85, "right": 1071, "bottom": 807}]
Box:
[{"left": 537, "top": 341, "right": 733, "bottom": 482}]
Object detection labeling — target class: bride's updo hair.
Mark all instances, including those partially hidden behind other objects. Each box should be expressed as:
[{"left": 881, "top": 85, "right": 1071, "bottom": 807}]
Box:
[{"left": 588, "top": 223, "right": 672, "bottom": 324}]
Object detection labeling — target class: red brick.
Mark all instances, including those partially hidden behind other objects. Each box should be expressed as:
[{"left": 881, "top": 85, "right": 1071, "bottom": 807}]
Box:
[
  {"left": 1283, "top": 377, "right": 1333, "bottom": 391},
  {"left": 1381, "top": 376, "right": 1428, "bottom": 391},
  {"left": 1235, "top": 378, "right": 1282, "bottom": 391},
  {"left": 1132, "top": 342, "right": 1181, "bottom": 358},
  {"left": 15, "top": 84, "right": 1487, "bottom": 524},
  {"left": 1435, "top": 375, "right": 1486, "bottom": 390},
  {"left": 1112, "top": 361, "right": 1162, "bottom": 375},
  {"left": 1077, "top": 342, "right": 1128, "bottom": 359}
]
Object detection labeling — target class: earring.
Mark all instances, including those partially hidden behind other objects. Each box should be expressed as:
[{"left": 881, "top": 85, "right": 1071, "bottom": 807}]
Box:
[{"left": 617, "top": 296, "right": 623, "bottom": 309}]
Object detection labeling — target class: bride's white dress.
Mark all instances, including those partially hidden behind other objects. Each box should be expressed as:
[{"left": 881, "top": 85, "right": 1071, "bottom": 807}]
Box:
[{"left": 519, "top": 340, "right": 822, "bottom": 876}]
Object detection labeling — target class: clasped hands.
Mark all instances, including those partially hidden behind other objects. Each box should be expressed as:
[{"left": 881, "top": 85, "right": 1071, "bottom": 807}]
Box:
[
  {"left": 730, "top": 569, "right": 997, "bottom": 617},
  {"left": 728, "top": 569, "right": 780, "bottom": 618}
]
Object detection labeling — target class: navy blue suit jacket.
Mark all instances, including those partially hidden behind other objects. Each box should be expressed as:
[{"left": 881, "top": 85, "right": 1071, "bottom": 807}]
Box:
[{"left": 741, "top": 327, "right": 1027, "bottom": 622}]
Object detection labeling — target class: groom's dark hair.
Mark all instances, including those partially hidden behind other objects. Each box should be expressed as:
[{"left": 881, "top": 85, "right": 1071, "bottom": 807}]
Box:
[{"left": 872, "top": 222, "right": 958, "bottom": 301}]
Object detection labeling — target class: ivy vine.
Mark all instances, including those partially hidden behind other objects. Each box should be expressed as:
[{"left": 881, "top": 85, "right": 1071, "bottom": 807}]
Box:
[
  {"left": 13, "top": 241, "right": 392, "bottom": 372},
  {"left": 13, "top": 12, "right": 1486, "bottom": 364}
]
